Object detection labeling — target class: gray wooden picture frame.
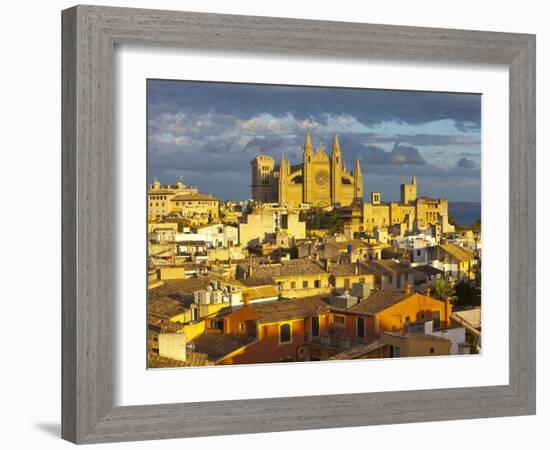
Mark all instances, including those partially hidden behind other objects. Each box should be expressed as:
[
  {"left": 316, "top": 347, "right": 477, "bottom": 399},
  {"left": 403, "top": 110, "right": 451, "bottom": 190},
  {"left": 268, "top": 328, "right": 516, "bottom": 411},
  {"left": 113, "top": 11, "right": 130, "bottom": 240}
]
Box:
[{"left": 61, "top": 4, "right": 536, "bottom": 444}]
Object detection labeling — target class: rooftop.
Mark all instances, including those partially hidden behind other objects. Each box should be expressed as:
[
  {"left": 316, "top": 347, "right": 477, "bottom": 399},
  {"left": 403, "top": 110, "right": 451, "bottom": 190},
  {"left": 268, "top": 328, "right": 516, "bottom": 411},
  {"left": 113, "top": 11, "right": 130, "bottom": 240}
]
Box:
[
  {"left": 248, "top": 295, "right": 330, "bottom": 323},
  {"left": 241, "top": 285, "right": 280, "bottom": 301},
  {"left": 171, "top": 193, "right": 219, "bottom": 202},
  {"left": 192, "top": 333, "right": 257, "bottom": 362},
  {"left": 329, "top": 262, "right": 372, "bottom": 277},
  {"left": 361, "top": 259, "right": 411, "bottom": 275},
  {"left": 325, "top": 239, "right": 369, "bottom": 251},
  {"left": 383, "top": 331, "right": 451, "bottom": 342},
  {"left": 148, "top": 277, "right": 214, "bottom": 322},
  {"left": 413, "top": 265, "right": 445, "bottom": 276},
  {"left": 147, "top": 351, "right": 210, "bottom": 368},
  {"left": 452, "top": 308, "right": 481, "bottom": 330},
  {"left": 439, "top": 242, "right": 475, "bottom": 262},
  {"left": 241, "top": 258, "right": 328, "bottom": 280},
  {"left": 329, "top": 340, "right": 388, "bottom": 360},
  {"left": 348, "top": 290, "right": 416, "bottom": 315}
]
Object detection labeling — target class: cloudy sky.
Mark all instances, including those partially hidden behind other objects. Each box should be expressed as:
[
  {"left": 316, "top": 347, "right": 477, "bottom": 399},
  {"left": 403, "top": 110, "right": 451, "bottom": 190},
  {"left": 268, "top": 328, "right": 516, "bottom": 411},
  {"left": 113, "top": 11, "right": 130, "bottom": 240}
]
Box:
[{"left": 148, "top": 80, "right": 481, "bottom": 202}]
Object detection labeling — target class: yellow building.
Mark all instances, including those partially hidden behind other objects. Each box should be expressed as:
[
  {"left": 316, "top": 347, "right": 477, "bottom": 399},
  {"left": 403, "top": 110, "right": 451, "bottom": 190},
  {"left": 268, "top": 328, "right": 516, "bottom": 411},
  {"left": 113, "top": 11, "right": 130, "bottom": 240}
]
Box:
[
  {"left": 238, "top": 204, "right": 306, "bottom": 248},
  {"left": 363, "top": 177, "right": 451, "bottom": 233},
  {"left": 148, "top": 179, "right": 198, "bottom": 221},
  {"left": 381, "top": 332, "right": 451, "bottom": 357},
  {"left": 169, "top": 193, "right": 219, "bottom": 225},
  {"left": 251, "top": 132, "right": 363, "bottom": 208},
  {"left": 237, "top": 259, "right": 332, "bottom": 298},
  {"left": 438, "top": 242, "right": 476, "bottom": 281}
]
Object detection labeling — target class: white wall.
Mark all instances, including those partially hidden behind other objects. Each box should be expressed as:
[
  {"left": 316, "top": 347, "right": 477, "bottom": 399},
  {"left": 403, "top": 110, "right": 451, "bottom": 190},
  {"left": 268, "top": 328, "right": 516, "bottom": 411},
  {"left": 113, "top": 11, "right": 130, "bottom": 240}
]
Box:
[{"left": 0, "top": 1, "right": 546, "bottom": 449}]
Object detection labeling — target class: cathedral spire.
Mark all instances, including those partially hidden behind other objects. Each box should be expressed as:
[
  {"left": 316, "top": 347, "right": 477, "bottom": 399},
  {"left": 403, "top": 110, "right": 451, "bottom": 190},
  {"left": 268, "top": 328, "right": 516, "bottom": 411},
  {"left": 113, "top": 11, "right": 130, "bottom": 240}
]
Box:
[
  {"left": 354, "top": 159, "right": 363, "bottom": 200},
  {"left": 331, "top": 133, "right": 341, "bottom": 155},
  {"left": 304, "top": 130, "right": 313, "bottom": 154},
  {"left": 280, "top": 152, "right": 287, "bottom": 174},
  {"left": 354, "top": 159, "right": 362, "bottom": 178}
]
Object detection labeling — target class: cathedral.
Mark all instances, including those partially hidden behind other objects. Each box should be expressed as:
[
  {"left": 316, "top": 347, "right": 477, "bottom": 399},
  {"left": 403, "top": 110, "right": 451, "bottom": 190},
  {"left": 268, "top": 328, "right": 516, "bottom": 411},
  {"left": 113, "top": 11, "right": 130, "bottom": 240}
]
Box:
[{"left": 251, "top": 132, "right": 363, "bottom": 208}]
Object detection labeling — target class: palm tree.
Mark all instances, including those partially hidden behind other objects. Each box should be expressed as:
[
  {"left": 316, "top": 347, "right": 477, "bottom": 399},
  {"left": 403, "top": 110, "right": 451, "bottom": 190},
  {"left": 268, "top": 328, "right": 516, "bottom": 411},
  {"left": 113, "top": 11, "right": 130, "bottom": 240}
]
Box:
[{"left": 431, "top": 279, "right": 457, "bottom": 301}]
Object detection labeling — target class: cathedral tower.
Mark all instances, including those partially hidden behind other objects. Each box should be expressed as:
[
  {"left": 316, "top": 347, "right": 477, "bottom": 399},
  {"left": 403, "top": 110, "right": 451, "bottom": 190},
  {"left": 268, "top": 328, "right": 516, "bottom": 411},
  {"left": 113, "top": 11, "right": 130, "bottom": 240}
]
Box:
[
  {"left": 303, "top": 131, "right": 313, "bottom": 203},
  {"left": 330, "top": 134, "right": 342, "bottom": 205},
  {"left": 278, "top": 153, "right": 288, "bottom": 204}
]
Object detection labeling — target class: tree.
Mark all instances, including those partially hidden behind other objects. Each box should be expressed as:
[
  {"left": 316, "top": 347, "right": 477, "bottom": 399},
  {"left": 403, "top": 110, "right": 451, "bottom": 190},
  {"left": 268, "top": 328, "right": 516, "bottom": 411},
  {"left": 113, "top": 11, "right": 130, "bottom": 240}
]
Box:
[
  {"left": 454, "top": 281, "right": 481, "bottom": 307},
  {"left": 448, "top": 215, "right": 457, "bottom": 226},
  {"left": 471, "top": 218, "right": 481, "bottom": 231},
  {"left": 431, "top": 279, "right": 456, "bottom": 301}
]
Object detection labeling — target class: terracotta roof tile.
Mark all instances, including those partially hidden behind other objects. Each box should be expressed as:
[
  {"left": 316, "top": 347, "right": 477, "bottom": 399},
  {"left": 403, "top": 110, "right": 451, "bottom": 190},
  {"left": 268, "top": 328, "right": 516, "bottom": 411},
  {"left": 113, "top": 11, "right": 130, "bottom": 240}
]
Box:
[
  {"left": 439, "top": 243, "right": 475, "bottom": 262},
  {"left": 249, "top": 295, "right": 330, "bottom": 323},
  {"left": 193, "top": 333, "right": 257, "bottom": 362},
  {"left": 349, "top": 290, "right": 415, "bottom": 315}
]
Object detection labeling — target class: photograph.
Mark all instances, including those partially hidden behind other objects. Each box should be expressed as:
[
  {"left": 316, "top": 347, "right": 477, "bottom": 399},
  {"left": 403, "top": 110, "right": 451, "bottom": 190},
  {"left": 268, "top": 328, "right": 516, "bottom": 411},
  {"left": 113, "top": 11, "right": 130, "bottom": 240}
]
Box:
[{"left": 147, "top": 80, "right": 482, "bottom": 367}]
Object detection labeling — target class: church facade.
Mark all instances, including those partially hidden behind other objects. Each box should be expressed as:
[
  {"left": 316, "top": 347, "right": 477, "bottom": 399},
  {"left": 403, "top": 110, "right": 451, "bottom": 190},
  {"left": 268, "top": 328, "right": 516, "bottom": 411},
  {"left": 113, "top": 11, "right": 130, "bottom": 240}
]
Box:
[{"left": 251, "top": 132, "right": 363, "bottom": 208}]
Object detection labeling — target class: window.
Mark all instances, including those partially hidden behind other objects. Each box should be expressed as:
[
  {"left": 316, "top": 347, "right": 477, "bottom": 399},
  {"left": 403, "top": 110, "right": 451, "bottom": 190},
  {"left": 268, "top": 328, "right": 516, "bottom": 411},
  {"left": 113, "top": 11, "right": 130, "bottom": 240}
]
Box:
[
  {"left": 396, "top": 275, "right": 401, "bottom": 288},
  {"left": 333, "top": 315, "right": 345, "bottom": 327},
  {"left": 388, "top": 275, "right": 393, "bottom": 284},
  {"left": 404, "top": 273, "right": 409, "bottom": 282},
  {"left": 393, "top": 346, "right": 401, "bottom": 358},
  {"left": 290, "top": 281, "right": 296, "bottom": 289},
  {"left": 302, "top": 280, "right": 309, "bottom": 288},
  {"left": 314, "top": 280, "right": 320, "bottom": 288},
  {"left": 311, "top": 316, "right": 320, "bottom": 337},
  {"left": 430, "top": 347, "right": 435, "bottom": 354},
  {"left": 280, "top": 323, "right": 291, "bottom": 343},
  {"left": 357, "top": 317, "right": 365, "bottom": 339},
  {"left": 211, "top": 320, "right": 224, "bottom": 331},
  {"left": 191, "top": 308, "right": 198, "bottom": 322}
]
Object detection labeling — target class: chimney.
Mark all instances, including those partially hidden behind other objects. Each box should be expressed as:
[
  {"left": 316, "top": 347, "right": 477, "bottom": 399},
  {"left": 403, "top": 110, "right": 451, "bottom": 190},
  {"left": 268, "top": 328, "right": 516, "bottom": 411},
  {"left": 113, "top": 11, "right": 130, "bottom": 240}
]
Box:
[
  {"left": 248, "top": 265, "right": 253, "bottom": 278},
  {"left": 426, "top": 288, "right": 431, "bottom": 298},
  {"left": 243, "top": 293, "right": 250, "bottom": 308},
  {"left": 404, "top": 284, "right": 411, "bottom": 294},
  {"left": 354, "top": 264, "right": 359, "bottom": 275},
  {"left": 324, "top": 259, "right": 331, "bottom": 272}
]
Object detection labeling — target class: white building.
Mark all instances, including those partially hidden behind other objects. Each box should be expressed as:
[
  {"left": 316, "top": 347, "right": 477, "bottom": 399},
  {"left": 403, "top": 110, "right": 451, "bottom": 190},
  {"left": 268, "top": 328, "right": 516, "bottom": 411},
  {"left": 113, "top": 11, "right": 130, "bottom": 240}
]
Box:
[
  {"left": 197, "top": 223, "right": 239, "bottom": 248},
  {"left": 410, "top": 320, "right": 469, "bottom": 355}
]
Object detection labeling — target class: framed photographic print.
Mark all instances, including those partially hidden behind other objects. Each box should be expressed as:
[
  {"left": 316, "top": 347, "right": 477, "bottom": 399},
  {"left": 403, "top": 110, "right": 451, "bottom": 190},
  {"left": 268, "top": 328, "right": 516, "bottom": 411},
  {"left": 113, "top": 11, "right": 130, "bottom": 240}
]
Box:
[{"left": 62, "top": 5, "right": 536, "bottom": 444}]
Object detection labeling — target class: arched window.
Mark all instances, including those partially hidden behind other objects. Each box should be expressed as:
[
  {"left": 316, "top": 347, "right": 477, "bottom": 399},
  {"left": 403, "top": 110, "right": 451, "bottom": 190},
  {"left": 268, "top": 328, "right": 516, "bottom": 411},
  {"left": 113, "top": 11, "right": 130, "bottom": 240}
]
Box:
[{"left": 279, "top": 323, "right": 291, "bottom": 344}]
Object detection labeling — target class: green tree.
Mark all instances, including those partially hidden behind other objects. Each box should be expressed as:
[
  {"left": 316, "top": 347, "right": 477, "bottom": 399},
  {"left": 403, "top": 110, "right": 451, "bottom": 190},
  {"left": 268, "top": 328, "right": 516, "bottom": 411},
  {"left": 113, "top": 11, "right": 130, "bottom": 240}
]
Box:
[
  {"left": 431, "top": 279, "right": 457, "bottom": 301},
  {"left": 454, "top": 281, "right": 481, "bottom": 307},
  {"left": 471, "top": 218, "right": 481, "bottom": 231}
]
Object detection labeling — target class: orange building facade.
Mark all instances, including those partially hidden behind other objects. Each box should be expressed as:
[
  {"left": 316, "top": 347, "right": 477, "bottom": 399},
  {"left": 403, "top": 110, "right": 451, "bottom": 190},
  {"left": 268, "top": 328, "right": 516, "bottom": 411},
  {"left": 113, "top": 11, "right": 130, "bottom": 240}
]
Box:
[{"left": 216, "top": 296, "right": 331, "bottom": 364}]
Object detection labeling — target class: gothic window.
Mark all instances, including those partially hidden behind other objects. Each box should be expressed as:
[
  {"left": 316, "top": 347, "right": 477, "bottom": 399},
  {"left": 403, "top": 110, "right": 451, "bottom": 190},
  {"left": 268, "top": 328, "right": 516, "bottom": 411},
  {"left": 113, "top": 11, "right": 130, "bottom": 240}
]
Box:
[{"left": 280, "top": 324, "right": 291, "bottom": 344}]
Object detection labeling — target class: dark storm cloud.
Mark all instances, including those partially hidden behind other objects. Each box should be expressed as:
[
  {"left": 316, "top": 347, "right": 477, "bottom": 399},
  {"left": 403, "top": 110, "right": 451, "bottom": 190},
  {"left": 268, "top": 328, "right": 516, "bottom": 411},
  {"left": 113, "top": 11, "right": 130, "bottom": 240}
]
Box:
[
  {"left": 148, "top": 80, "right": 481, "bottom": 131},
  {"left": 360, "top": 133, "right": 480, "bottom": 146},
  {"left": 456, "top": 157, "right": 477, "bottom": 169},
  {"left": 359, "top": 143, "right": 426, "bottom": 165},
  {"left": 243, "top": 136, "right": 284, "bottom": 153}
]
